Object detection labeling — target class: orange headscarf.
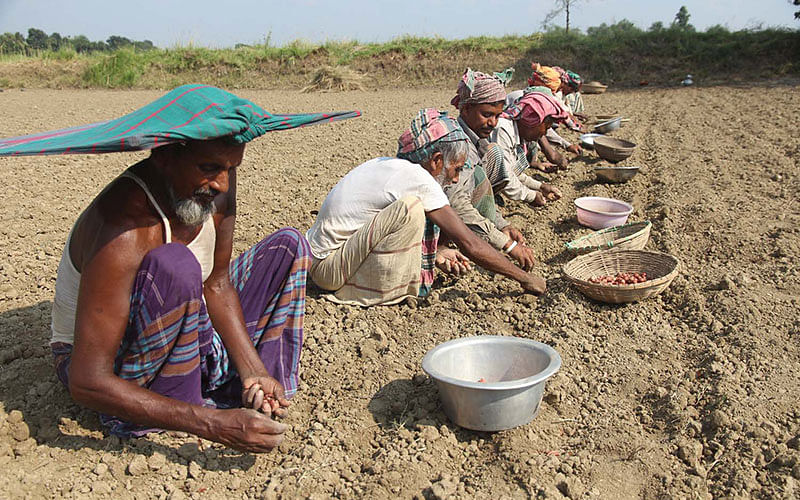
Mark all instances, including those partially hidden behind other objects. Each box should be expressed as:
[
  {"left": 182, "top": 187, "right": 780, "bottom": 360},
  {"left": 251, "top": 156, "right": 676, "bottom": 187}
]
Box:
[{"left": 527, "top": 63, "right": 562, "bottom": 93}]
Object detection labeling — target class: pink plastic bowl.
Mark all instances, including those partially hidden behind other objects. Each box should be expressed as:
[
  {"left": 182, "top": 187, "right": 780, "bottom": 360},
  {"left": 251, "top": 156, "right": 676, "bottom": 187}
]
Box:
[{"left": 574, "top": 196, "right": 634, "bottom": 229}]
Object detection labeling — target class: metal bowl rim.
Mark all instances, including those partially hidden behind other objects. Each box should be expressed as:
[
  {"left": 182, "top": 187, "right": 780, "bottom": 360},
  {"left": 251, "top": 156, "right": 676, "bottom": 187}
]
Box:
[
  {"left": 594, "top": 117, "right": 622, "bottom": 128},
  {"left": 579, "top": 133, "right": 604, "bottom": 143},
  {"left": 421, "top": 335, "right": 562, "bottom": 391}
]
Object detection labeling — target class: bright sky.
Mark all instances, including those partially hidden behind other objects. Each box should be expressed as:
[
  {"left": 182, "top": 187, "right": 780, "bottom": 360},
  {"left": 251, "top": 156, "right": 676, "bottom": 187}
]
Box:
[{"left": 0, "top": 0, "right": 796, "bottom": 48}]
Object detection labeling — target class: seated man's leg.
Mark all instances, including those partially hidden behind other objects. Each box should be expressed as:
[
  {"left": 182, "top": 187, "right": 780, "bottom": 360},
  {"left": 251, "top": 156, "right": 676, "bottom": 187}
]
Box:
[
  {"left": 52, "top": 243, "right": 208, "bottom": 436},
  {"left": 117, "top": 243, "right": 208, "bottom": 406},
  {"left": 468, "top": 163, "right": 498, "bottom": 223},
  {"left": 202, "top": 228, "right": 310, "bottom": 406},
  {"left": 479, "top": 142, "right": 510, "bottom": 194},
  {"left": 310, "top": 195, "right": 426, "bottom": 306}
]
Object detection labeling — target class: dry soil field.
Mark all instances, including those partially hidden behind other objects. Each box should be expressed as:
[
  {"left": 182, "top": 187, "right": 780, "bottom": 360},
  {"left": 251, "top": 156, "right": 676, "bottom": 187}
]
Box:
[{"left": 0, "top": 84, "right": 799, "bottom": 499}]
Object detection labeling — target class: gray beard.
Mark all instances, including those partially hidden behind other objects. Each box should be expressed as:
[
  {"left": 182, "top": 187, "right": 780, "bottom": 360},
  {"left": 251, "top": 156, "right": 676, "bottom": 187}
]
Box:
[
  {"left": 435, "top": 169, "right": 449, "bottom": 186},
  {"left": 167, "top": 185, "right": 215, "bottom": 226}
]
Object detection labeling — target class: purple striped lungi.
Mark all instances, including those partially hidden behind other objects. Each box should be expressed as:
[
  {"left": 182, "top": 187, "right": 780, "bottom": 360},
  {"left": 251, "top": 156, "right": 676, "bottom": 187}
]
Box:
[{"left": 52, "top": 227, "right": 310, "bottom": 436}]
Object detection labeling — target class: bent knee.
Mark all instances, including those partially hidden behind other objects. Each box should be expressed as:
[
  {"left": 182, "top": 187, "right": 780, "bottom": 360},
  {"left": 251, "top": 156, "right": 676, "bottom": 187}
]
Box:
[
  {"left": 397, "top": 195, "right": 425, "bottom": 225},
  {"left": 263, "top": 227, "right": 311, "bottom": 260},
  {"left": 140, "top": 243, "right": 202, "bottom": 294}
]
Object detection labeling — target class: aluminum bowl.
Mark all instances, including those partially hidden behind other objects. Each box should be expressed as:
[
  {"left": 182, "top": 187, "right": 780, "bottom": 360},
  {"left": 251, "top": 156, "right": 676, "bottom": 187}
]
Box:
[
  {"left": 594, "top": 165, "right": 641, "bottom": 183},
  {"left": 592, "top": 117, "right": 621, "bottom": 134},
  {"left": 422, "top": 336, "right": 561, "bottom": 431},
  {"left": 574, "top": 196, "right": 634, "bottom": 229},
  {"left": 594, "top": 113, "right": 618, "bottom": 122},
  {"left": 579, "top": 133, "right": 603, "bottom": 150}
]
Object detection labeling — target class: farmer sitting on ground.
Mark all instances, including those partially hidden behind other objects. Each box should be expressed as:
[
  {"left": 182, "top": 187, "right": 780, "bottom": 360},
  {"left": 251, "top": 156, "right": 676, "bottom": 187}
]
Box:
[
  {"left": 0, "top": 85, "right": 360, "bottom": 452},
  {"left": 552, "top": 66, "right": 587, "bottom": 120},
  {"left": 448, "top": 67, "right": 535, "bottom": 271},
  {"left": 305, "top": 108, "right": 547, "bottom": 307},
  {"left": 491, "top": 90, "right": 569, "bottom": 206},
  {"left": 529, "top": 62, "right": 586, "bottom": 131},
  {"left": 505, "top": 86, "right": 573, "bottom": 172}
]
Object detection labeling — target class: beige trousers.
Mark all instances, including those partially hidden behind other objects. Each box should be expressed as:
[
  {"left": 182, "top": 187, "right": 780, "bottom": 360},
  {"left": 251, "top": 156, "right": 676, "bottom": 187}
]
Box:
[{"left": 310, "top": 196, "right": 426, "bottom": 306}]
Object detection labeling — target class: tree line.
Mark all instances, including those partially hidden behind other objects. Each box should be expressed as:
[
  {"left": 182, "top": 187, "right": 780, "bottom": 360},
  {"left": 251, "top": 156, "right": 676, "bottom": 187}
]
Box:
[{"left": 0, "top": 28, "right": 156, "bottom": 55}]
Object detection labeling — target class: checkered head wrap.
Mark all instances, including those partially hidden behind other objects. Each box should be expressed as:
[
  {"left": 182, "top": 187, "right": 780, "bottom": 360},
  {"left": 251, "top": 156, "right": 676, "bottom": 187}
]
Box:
[
  {"left": 553, "top": 66, "right": 582, "bottom": 92},
  {"left": 396, "top": 108, "right": 468, "bottom": 164},
  {"left": 450, "top": 67, "right": 514, "bottom": 108}
]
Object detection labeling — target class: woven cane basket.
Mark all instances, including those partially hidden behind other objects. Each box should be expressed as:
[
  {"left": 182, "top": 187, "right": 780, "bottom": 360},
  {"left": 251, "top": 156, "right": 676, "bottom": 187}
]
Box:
[
  {"left": 563, "top": 250, "right": 680, "bottom": 303},
  {"left": 582, "top": 82, "right": 608, "bottom": 94},
  {"left": 565, "top": 221, "right": 652, "bottom": 255}
]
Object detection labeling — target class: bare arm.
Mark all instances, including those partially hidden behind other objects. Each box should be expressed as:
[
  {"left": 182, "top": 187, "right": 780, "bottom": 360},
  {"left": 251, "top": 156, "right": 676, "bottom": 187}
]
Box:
[
  {"left": 68, "top": 221, "right": 286, "bottom": 452},
  {"left": 427, "top": 205, "right": 545, "bottom": 295},
  {"left": 443, "top": 172, "right": 510, "bottom": 251},
  {"left": 203, "top": 169, "right": 289, "bottom": 416},
  {"left": 538, "top": 137, "right": 568, "bottom": 168}
]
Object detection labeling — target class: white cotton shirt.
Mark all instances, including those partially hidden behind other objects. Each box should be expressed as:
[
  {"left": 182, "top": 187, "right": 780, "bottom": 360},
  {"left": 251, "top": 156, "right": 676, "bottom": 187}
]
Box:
[{"left": 305, "top": 157, "right": 449, "bottom": 259}]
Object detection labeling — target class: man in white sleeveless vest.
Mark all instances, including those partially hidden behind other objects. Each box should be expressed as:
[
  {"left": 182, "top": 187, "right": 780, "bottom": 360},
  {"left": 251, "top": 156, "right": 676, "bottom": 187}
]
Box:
[{"left": 0, "top": 85, "right": 361, "bottom": 452}]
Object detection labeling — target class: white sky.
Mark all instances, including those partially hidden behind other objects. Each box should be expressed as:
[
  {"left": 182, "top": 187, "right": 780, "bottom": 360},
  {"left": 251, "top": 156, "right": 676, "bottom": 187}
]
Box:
[{"left": 0, "top": 0, "right": 797, "bottom": 48}]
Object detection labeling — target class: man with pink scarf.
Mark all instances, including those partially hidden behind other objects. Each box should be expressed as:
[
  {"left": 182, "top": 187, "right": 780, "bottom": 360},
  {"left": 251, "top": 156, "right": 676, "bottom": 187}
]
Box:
[{"left": 490, "top": 90, "right": 569, "bottom": 206}]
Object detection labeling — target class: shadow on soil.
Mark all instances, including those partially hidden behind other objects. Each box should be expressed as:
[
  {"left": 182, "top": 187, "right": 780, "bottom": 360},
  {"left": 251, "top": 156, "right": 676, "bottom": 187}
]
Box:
[
  {"left": 367, "top": 378, "right": 496, "bottom": 443},
  {"left": 0, "top": 301, "right": 256, "bottom": 472}
]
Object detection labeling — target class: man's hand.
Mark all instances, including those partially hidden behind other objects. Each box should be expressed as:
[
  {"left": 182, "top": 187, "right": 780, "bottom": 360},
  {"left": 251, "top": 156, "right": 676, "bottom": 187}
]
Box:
[
  {"left": 436, "top": 247, "right": 472, "bottom": 275},
  {"left": 501, "top": 226, "right": 526, "bottom": 245},
  {"left": 531, "top": 160, "right": 558, "bottom": 173},
  {"left": 508, "top": 244, "right": 536, "bottom": 271},
  {"left": 242, "top": 376, "right": 290, "bottom": 418},
  {"left": 567, "top": 144, "right": 583, "bottom": 156},
  {"left": 520, "top": 274, "right": 547, "bottom": 295},
  {"left": 540, "top": 183, "right": 562, "bottom": 202},
  {"left": 531, "top": 191, "right": 547, "bottom": 207},
  {"left": 209, "top": 408, "right": 287, "bottom": 453}
]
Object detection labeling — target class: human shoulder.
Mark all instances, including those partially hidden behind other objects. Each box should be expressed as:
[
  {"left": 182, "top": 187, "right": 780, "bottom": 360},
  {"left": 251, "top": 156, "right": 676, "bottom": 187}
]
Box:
[
  {"left": 491, "top": 118, "right": 517, "bottom": 145},
  {"left": 382, "top": 158, "right": 435, "bottom": 187},
  {"left": 72, "top": 176, "right": 165, "bottom": 272}
]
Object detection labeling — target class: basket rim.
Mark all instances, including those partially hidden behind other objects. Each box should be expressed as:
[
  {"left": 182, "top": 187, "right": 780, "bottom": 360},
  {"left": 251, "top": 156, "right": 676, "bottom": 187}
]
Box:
[
  {"left": 565, "top": 220, "right": 652, "bottom": 252},
  {"left": 563, "top": 249, "right": 681, "bottom": 291}
]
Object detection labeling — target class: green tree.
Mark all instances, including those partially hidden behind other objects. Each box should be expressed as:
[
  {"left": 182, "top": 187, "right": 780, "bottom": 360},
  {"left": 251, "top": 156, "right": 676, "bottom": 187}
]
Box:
[
  {"left": 133, "top": 40, "right": 155, "bottom": 51},
  {"left": 672, "top": 6, "right": 694, "bottom": 30},
  {"left": 0, "top": 32, "right": 28, "bottom": 54},
  {"left": 70, "top": 34, "right": 92, "bottom": 53},
  {"left": 106, "top": 35, "right": 133, "bottom": 51},
  {"left": 48, "top": 32, "right": 63, "bottom": 50},
  {"left": 794, "top": 0, "right": 799, "bottom": 19},
  {"left": 26, "top": 28, "right": 49, "bottom": 50}
]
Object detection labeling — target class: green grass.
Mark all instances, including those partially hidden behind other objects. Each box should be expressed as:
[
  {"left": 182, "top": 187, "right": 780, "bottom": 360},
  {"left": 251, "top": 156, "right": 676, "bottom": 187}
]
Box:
[
  {"left": 83, "top": 48, "right": 147, "bottom": 87},
  {"left": 0, "top": 24, "right": 797, "bottom": 89}
]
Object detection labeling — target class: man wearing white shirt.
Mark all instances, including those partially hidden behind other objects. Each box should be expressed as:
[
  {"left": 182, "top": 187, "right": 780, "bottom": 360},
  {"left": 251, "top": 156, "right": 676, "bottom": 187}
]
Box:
[{"left": 306, "top": 109, "right": 547, "bottom": 306}]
